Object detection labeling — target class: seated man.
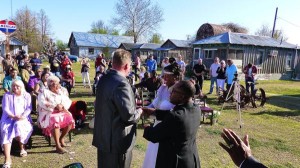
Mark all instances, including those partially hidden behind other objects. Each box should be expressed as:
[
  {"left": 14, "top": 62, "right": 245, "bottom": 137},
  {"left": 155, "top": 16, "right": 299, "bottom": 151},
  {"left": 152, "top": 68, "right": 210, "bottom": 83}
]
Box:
[
  {"left": 135, "top": 70, "right": 162, "bottom": 92},
  {"left": 143, "top": 80, "right": 201, "bottom": 168},
  {"left": 3, "top": 68, "right": 22, "bottom": 93}
]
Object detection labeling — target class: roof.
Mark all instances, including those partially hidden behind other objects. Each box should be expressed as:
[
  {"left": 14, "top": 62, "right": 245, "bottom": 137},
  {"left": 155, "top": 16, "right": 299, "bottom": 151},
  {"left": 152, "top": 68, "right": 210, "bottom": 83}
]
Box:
[
  {"left": 132, "top": 43, "right": 161, "bottom": 50},
  {"left": 193, "top": 32, "right": 297, "bottom": 49},
  {"left": 168, "top": 39, "right": 193, "bottom": 48},
  {"left": 10, "top": 37, "right": 27, "bottom": 46},
  {"left": 160, "top": 39, "right": 192, "bottom": 49},
  {"left": 69, "top": 32, "right": 134, "bottom": 48},
  {"left": 0, "top": 32, "right": 27, "bottom": 46},
  {"left": 156, "top": 47, "right": 175, "bottom": 51},
  {"left": 119, "top": 43, "right": 141, "bottom": 50}
]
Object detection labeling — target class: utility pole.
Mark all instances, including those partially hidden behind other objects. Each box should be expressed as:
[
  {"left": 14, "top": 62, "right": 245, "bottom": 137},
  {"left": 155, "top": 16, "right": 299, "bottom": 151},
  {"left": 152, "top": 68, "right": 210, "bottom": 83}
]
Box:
[{"left": 271, "top": 7, "right": 278, "bottom": 38}]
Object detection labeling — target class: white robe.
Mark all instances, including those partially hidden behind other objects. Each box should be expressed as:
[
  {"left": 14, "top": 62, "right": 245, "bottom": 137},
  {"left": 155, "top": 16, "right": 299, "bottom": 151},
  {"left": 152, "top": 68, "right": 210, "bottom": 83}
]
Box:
[{"left": 142, "top": 84, "right": 175, "bottom": 168}]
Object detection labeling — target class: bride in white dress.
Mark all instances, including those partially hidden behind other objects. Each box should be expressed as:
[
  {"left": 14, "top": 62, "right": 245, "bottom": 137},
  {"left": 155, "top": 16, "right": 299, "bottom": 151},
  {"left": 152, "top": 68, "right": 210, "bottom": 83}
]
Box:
[{"left": 142, "top": 64, "right": 181, "bottom": 168}]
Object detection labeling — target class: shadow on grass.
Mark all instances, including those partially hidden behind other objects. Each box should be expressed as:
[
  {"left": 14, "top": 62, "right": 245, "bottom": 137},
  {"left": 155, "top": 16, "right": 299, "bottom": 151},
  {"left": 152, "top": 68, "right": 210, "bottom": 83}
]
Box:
[
  {"left": 266, "top": 95, "right": 300, "bottom": 111},
  {"left": 69, "top": 92, "right": 94, "bottom": 98},
  {"left": 251, "top": 110, "right": 300, "bottom": 118}
]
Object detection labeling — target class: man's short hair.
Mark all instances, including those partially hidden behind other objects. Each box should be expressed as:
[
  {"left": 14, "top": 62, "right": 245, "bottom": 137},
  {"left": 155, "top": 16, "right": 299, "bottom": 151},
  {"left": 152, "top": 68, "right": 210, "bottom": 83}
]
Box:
[
  {"left": 112, "top": 49, "right": 131, "bottom": 67},
  {"left": 175, "top": 80, "right": 196, "bottom": 98}
]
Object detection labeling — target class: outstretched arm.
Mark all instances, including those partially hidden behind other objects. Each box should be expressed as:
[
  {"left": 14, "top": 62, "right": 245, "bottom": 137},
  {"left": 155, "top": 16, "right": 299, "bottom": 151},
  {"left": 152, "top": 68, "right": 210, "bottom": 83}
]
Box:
[{"left": 219, "top": 128, "right": 267, "bottom": 168}]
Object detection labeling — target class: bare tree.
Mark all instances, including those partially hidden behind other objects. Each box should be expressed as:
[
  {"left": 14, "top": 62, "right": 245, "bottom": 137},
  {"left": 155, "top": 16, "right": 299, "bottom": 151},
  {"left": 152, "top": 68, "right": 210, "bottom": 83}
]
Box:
[
  {"left": 13, "top": 7, "right": 52, "bottom": 52},
  {"left": 255, "top": 24, "right": 270, "bottom": 36},
  {"left": 112, "top": 0, "right": 164, "bottom": 43},
  {"left": 255, "top": 24, "right": 288, "bottom": 41},
  {"left": 13, "top": 7, "right": 39, "bottom": 51},
  {"left": 222, "top": 22, "right": 248, "bottom": 33},
  {"left": 37, "top": 9, "right": 51, "bottom": 48}
]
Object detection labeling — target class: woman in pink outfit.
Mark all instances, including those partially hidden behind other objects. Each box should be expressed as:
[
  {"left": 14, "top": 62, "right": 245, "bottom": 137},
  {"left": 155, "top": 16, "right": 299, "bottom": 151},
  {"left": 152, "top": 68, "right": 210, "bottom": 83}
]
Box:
[
  {"left": 1, "top": 80, "right": 33, "bottom": 168},
  {"left": 38, "top": 75, "right": 74, "bottom": 154}
]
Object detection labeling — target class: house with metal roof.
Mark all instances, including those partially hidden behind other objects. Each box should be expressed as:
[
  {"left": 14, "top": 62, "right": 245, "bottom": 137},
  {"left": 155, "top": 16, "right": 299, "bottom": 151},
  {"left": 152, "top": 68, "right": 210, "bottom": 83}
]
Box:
[
  {"left": 131, "top": 43, "right": 161, "bottom": 61},
  {"left": 192, "top": 32, "right": 300, "bottom": 79},
  {"left": 68, "top": 32, "right": 134, "bottom": 58},
  {"left": 0, "top": 32, "right": 28, "bottom": 56},
  {"left": 118, "top": 43, "right": 141, "bottom": 52},
  {"left": 156, "top": 39, "right": 193, "bottom": 65}
]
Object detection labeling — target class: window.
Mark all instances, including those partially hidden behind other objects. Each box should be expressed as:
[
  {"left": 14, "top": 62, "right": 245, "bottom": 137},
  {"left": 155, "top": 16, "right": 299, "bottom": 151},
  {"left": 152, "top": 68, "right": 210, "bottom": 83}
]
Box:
[
  {"left": 194, "top": 48, "right": 200, "bottom": 60},
  {"left": 286, "top": 53, "right": 292, "bottom": 69},
  {"left": 163, "top": 52, "right": 167, "bottom": 57},
  {"left": 88, "top": 48, "right": 94, "bottom": 55},
  {"left": 203, "top": 49, "right": 216, "bottom": 59},
  {"left": 236, "top": 50, "right": 244, "bottom": 60},
  {"left": 256, "top": 50, "right": 264, "bottom": 65}
]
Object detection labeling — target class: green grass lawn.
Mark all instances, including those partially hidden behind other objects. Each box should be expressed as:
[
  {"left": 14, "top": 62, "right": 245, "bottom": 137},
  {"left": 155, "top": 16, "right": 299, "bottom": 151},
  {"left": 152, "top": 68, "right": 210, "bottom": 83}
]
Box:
[{"left": 1, "top": 61, "right": 300, "bottom": 168}]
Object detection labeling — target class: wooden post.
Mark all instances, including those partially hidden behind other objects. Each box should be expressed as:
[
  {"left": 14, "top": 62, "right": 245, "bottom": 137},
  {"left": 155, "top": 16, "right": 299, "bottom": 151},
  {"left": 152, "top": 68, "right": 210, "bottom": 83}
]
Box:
[
  {"left": 271, "top": 7, "right": 278, "bottom": 38},
  {"left": 5, "top": 34, "right": 10, "bottom": 54}
]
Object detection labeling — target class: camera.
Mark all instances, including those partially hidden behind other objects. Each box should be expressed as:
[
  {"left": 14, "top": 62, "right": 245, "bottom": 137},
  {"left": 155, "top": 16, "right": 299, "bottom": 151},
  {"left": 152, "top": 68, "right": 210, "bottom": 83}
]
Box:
[
  {"left": 233, "top": 71, "right": 238, "bottom": 81},
  {"left": 20, "top": 50, "right": 26, "bottom": 56}
]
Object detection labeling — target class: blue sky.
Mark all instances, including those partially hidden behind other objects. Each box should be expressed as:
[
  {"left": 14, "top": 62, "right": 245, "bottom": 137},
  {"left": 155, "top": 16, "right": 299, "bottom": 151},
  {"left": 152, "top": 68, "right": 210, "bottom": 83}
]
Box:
[{"left": 1, "top": 0, "right": 300, "bottom": 45}]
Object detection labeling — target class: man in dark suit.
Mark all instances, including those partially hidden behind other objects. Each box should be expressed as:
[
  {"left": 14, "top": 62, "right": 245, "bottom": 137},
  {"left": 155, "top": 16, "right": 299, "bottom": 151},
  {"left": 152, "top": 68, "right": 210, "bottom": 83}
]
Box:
[
  {"left": 143, "top": 80, "right": 201, "bottom": 168},
  {"left": 219, "top": 128, "right": 267, "bottom": 168},
  {"left": 92, "top": 49, "right": 143, "bottom": 168}
]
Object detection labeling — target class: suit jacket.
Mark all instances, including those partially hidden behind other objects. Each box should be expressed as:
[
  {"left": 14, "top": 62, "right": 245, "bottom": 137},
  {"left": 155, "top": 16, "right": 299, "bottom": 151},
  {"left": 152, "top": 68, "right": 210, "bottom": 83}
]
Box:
[
  {"left": 92, "top": 69, "right": 141, "bottom": 154},
  {"left": 143, "top": 102, "right": 201, "bottom": 168},
  {"left": 241, "top": 156, "right": 267, "bottom": 168}
]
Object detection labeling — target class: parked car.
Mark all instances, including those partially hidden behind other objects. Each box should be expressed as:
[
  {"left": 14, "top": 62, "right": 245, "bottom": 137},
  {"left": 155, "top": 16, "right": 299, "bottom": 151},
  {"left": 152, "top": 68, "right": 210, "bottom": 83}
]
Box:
[{"left": 65, "top": 52, "right": 79, "bottom": 62}]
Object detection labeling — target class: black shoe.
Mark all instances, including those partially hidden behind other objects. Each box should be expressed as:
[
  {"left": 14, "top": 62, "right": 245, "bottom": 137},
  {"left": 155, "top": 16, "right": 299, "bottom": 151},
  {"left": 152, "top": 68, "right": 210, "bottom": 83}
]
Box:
[{"left": 207, "top": 92, "right": 212, "bottom": 94}]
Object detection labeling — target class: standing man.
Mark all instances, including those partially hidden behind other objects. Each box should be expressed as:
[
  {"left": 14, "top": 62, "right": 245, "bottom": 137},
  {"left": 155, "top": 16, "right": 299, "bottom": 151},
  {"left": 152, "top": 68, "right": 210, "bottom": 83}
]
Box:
[
  {"left": 225, "top": 59, "right": 238, "bottom": 91},
  {"left": 193, "top": 58, "right": 206, "bottom": 90},
  {"left": 177, "top": 55, "right": 186, "bottom": 80},
  {"left": 243, "top": 63, "right": 257, "bottom": 94},
  {"left": 2, "top": 53, "right": 16, "bottom": 76},
  {"left": 208, "top": 57, "right": 220, "bottom": 94},
  {"left": 93, "top": 49, "right": 143, "bottom": 168},
  {"left": 95, "top": 53, "right": 106, "bottom": 71},
  {"left": 30, "top": 52, "right": 43, "bottom": 72},
  {"left": 143, "top": 80, "right": 201, "bottom": 168},
  {"left": 146, "top": 54, "right": 157, "bottom": 73},
  {"left": 134, "top": 53, "right": 141, "bottom": 81}
]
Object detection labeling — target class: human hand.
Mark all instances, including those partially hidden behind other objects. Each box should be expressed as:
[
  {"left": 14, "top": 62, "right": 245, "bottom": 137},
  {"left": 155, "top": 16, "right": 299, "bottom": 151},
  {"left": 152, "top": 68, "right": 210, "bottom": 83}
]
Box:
[
  {"left": 142, "top": 107, "right": 155, "bottom": 116},
  {"left": 55, "top": 104, "right": 65, "bottom": 111},
  {"left": 219, "top": 128, "right": 252, "bottom": 167},
  {"left": 14, "top": 115, "right": 25, "bottom": 120},
  {"left": 143, "top": 124, "right": 151, "bottom": 128}
]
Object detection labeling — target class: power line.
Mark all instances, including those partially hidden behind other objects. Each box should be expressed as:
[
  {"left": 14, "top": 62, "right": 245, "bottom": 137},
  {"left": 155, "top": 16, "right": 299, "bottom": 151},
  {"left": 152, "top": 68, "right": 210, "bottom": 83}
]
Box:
[{"left": 277, "top": 16, "right": 300, "bottom": 28}]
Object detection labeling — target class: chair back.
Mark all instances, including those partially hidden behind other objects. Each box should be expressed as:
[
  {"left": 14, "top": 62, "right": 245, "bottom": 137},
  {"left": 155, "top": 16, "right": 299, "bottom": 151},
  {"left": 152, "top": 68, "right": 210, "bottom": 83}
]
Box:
[{"left": 141, "top": 89, "right": 156, "bottom": 107}]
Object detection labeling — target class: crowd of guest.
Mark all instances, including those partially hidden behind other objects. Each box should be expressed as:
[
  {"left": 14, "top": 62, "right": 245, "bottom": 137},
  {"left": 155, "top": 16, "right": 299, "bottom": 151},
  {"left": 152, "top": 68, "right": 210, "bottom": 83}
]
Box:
[
  {"left": 0, "top": 49, "right": 263, "bottom": 168},
  {"left": 0, "top": 51, "right": 89, "bottom": 167}
]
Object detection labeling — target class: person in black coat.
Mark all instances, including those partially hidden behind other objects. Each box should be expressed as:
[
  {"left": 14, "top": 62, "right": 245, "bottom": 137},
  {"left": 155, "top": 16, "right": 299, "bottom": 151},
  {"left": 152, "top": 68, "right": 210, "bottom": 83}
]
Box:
[
  {"left": 219, "top": 128, "right": 267, "bottom": 168},
  {"left": 143, "top": 80, "right": 201, "bottom": 168},
  {"left": 92, "top": 49, "right": 143, "bottom": 168}
]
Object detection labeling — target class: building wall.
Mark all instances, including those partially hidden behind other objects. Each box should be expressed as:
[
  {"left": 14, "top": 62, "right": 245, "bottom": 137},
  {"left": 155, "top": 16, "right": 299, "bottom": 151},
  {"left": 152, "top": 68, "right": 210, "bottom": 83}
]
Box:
[{"left": 193, "top": 44, "right": 298, "bottom": 77}]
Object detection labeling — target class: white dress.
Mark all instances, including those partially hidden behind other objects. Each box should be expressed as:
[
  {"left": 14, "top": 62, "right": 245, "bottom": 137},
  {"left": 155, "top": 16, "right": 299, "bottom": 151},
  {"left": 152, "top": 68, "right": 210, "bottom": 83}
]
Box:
[{"left": 142, "top": 84, "right": 175, "bottom": 168}]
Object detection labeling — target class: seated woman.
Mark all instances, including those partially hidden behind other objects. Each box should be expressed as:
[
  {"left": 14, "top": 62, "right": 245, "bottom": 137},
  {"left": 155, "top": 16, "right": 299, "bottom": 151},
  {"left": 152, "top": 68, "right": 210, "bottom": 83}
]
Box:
[
  {"left": 38, "top": 75, "right": 75, "bottom": 154},
  {"left": 1, "top": 80, "right": 33, "bottom": 168},
  {"left": 34, "top": 72, "right": 51, "bottom": 95}
]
